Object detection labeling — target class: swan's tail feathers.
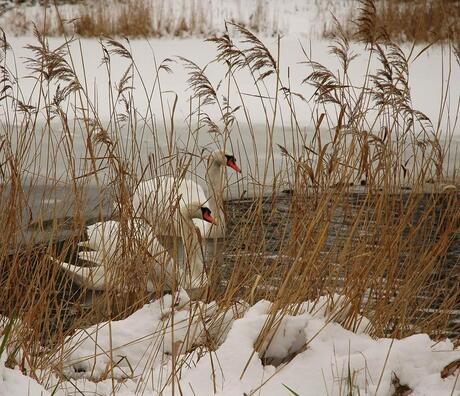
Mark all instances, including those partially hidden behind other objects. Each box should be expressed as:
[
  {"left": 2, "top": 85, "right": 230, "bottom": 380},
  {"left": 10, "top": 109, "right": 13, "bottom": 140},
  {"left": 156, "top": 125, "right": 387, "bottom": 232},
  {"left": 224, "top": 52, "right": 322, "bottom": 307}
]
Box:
[
  {"left": 77, "top": 250, "right": 103, "bottom": 265},
  {"left": 77, "top": 240, "right": 92, "bottom": 249},
  {"left": 47, "top": 254, "right": 108, "bottom": 291}
]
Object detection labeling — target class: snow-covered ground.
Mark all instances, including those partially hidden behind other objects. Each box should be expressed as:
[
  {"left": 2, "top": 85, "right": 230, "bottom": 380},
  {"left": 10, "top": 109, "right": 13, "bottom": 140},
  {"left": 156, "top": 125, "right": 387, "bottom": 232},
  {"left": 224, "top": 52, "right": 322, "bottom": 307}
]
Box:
[
  {"left": 1, "top": 1, "right": 459, "bottom": 190},
  {"left": 0, "top": 350, "right": 50, "bottom": 396},
  {"left": 3, "top": 35, "right": 459, "bottom": 132},
  {"left": 1, "top": 1, "right": 459, "bottom": 170},
  {"left": 2, "top": 292, "right": 457, "bottom": 395}
]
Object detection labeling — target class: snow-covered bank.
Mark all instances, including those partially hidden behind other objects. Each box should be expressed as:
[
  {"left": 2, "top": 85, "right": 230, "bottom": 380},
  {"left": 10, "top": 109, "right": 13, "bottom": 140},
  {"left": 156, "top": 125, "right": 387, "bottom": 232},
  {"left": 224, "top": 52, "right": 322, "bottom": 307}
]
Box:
[
  {"left": 16, "top": 293, "right": 453, "bottom": 395},
  {"left": 0, "top": 349, "right": 50, "bottom": 396}
]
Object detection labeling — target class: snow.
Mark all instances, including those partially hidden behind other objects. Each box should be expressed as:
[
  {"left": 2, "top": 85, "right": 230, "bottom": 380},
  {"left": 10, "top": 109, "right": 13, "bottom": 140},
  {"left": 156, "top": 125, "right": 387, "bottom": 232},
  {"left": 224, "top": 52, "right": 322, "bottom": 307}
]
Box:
[
  {"left": 0, "top": 1, "right": 458, "bottom": 193},
  {"left": 1, "top": 0, "right": 458, "bottom": 135},
  {"left": 0, "top": 346, "right": 50, "bottom": 396},
  {"left": 0, "top": 0, "right": 348, "bottom": 38},
  {"left": 2, "top": 34, "right": 459, "bottom": 198},
  {"left": 11, "top": 293, "right": 449, "bottom": 395},
  {"left": 60, "top": 289, "right": 193, "bottom": 380},
  {"left": 0, "top": 292, "right": 459, "bottom": 395},
  {"left": 2, "top": 36, "right": 459, "bottom": 132},
  {"left": 0, "top": 1, "right": 458, "bottom": 197}
]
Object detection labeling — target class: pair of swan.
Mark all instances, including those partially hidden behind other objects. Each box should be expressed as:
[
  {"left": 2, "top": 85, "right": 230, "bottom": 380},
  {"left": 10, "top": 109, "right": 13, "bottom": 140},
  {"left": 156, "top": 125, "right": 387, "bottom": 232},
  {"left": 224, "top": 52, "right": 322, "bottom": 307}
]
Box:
[
  {"left": 55, "top": 150, "right": 240, "bottom": 294},
  {"left": 132, "top": 150, "right": 241, "bottom": 290},
  {"left": 133, "top": 150, "right": 241, "bottom": 239}
]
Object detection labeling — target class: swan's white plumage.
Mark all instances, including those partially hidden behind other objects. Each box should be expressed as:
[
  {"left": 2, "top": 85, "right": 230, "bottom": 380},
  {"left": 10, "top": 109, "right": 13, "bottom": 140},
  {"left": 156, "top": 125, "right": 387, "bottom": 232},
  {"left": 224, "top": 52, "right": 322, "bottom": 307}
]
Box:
[
  {"left": 133, "top": 176, "right": 207, "bottom": 235},
  {"left": 133, "top": 150, "right": 238, "bottom": 239},
  {"left": 55, "top": 258, "right": 121, "bottom": 291},
  {"left": 77, "top": 220, "right": 120, "bottom": 263},
  {"left": 131, "top": 150, "right": 240, "bottom": 290},
  {"left": 77, "top": 219, "right": 166, "bottom": 262},
  {"left": 57, "top": 219, "right": 173, "bottom": 292},
  {"left": 56, "top": 203, "right": 212, "bottom": 292}
]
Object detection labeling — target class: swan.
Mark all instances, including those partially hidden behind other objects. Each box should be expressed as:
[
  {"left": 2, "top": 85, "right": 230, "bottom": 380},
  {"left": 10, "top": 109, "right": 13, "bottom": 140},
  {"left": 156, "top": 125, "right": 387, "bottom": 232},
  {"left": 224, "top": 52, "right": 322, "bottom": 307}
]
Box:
[
  {"left": 132, "top": 150, "right": 241, "bottom": 239},
  {"left": 52, "top": 203, "right": 217, "bottom": 292},
  {"left": 77, "top": 220, "right": 123, "bottom": 263}
]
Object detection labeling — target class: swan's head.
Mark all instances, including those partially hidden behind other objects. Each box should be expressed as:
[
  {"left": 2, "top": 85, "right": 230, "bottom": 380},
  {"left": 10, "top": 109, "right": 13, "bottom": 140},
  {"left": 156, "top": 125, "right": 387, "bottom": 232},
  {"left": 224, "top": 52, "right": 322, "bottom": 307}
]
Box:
[
  {"left": 181, "top": 202, "right": 218, "bottom": 224},
  {"left": 209, "top": 150, "right": 241, "bottom": 173}
]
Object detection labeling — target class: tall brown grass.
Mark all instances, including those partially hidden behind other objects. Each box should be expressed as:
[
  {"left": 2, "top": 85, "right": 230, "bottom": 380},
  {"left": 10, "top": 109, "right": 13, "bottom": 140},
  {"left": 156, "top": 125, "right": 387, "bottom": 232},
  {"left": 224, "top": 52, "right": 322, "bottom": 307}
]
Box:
[
  {"left": 0, "top": 0, "right": 459, "bottom": 392},
  {"left": 1, "top": 0, "right": 280, "bottom": 38},
  {"left": 74, "top": 0, "right": 153, "bottom": 38},
  {"left": 325, "top": 0, "right": 460, "bottom": 46}
]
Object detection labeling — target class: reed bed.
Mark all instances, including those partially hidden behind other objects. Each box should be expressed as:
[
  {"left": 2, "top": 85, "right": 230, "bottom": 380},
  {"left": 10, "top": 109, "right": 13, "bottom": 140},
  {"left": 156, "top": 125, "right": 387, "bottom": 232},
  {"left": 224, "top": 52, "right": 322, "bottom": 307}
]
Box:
[
  {"left": 0, "top": 0, "right": 279, "bottom": 38},
  {"left": 325, "top": 0, "right": 460, "bottom": 46},
  {"left": 0, "top": 0, "right": 459, "bottom": 393}
]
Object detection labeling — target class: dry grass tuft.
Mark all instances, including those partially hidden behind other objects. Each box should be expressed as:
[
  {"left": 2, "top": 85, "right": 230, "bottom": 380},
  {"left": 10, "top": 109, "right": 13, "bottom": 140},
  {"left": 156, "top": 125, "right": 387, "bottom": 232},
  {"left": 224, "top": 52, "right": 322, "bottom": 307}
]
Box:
[{"left": 74, "top": 0, "right": 153, "bottom": 38}]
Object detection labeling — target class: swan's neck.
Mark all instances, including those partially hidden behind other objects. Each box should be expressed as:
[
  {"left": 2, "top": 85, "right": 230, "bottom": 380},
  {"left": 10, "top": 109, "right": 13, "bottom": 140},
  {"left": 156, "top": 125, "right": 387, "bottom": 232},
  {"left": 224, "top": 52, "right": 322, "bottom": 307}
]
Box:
[
  {"left": 206, "top": 161, "right": 225, "bottom": 226},
  {"left": 180, "top": 214, "right": 206, "bottom": 288}
]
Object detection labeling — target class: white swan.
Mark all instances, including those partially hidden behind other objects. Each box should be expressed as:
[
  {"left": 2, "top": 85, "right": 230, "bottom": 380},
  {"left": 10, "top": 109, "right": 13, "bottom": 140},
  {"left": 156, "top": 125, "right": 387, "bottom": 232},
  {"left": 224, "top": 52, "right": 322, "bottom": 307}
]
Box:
[
  {"left": 133, "top": 150, "right": 241, "bottom": 239},
  {"left": 53, "top": 203, "right": 217, "bottom": 292},
  {"left": 77, "top": 220, "right": 124, "bottom": 263}
]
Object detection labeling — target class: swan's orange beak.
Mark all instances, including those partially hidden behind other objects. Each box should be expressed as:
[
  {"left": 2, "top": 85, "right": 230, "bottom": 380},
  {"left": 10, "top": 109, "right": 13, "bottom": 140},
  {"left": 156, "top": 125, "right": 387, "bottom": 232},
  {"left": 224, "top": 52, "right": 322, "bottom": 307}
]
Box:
[
  {"left": 227, "top": 159, "right": 241, "bottom": 173},
  {"left": 203, "top": 212, "right": 218, "bottom": 225}
]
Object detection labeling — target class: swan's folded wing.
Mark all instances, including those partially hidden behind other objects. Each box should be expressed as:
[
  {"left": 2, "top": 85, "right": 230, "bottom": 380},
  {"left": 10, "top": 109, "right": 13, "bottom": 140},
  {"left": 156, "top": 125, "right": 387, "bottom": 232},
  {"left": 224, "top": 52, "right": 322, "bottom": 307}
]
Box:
[
  {"left": 78, "top": 250, "right": 104, "bottom": 265},
  {"left": 176, "top": 178, "right": 207, "bottom": 207},
  {"left": 134, "top": 176, "right": 207, "bottom": 216},
  {"left": 48, "top": 255, "right": 108, "bottom": 290},
  {"left": 78, "top": 221, "right": 120, "bottom": 255}
]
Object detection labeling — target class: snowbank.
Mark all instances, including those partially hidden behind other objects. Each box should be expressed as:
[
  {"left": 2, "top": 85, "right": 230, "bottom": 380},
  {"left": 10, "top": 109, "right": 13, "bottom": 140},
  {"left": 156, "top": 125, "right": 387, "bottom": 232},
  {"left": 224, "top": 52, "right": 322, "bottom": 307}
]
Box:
[
  {"left": 45, "top": 293, "right": 460, "bottom": 395},
  {"left": 1, "top": 293, "right": 459, "bottom": 395},
  {"left": 0, "top": 345, "right": 50, "bottom": 396}
]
